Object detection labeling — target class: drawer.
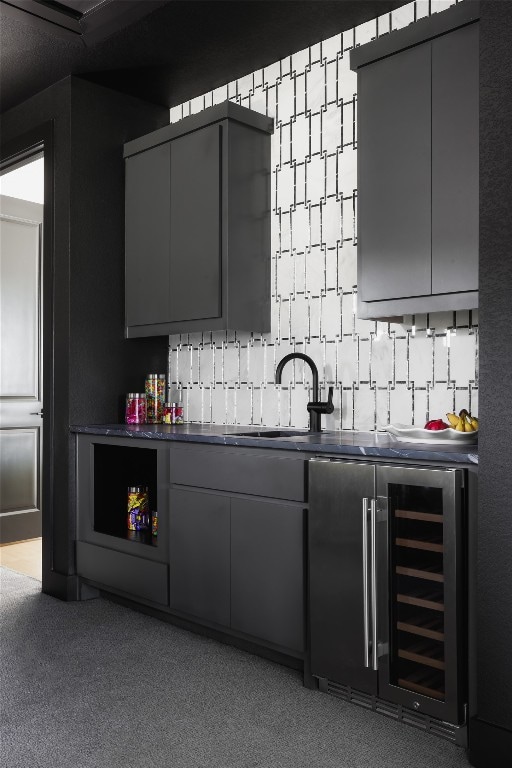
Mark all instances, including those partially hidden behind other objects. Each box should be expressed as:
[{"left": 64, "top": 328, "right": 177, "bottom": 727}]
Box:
[
  {"left": 77, "top": 541, "right": 168, "bottom": 606},
  {"left": 169, "top": 444, "right": 306, "bottom": 502}
]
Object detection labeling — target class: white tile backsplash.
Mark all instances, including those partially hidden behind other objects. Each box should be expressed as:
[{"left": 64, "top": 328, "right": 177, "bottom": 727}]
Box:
[
  {"left": 391, "top": 3, "right": 417, "bottom": 30},
  {"left": 378, "top": 13, "right": 393, "bottom": 37},
  {"left": 322, "top": 33, "right": 342, "bottom": 63},
  {"left": 168, "top": 0, "right": 475, "bottom": 431}
]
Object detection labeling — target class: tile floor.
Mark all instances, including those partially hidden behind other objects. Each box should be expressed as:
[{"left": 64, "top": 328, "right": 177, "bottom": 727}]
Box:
[{"left": 0, "top": 538, "right": 42, "bottom": 581}]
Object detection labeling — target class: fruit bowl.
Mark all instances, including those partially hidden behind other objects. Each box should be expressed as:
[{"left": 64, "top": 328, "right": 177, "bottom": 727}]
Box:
[{"left": 385, "top": 423, "right": 478, "bottom": 445}]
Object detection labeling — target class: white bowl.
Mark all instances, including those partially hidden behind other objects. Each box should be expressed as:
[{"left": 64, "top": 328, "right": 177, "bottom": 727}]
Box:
[{"left": 385, "top": 423, "right": 478, "bottom": 445}]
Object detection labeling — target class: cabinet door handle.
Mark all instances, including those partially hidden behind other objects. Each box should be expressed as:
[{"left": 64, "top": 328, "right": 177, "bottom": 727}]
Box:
[
  {"left": 362, "top": 497, "right": 370, "bottom": 668},
  {"left": 370, "top": 497, "right": 378, "bottom": 671}
]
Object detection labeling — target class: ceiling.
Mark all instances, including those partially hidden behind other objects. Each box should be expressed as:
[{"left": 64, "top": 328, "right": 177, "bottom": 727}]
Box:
[{"left": 0, "top": 0, "right": 411, "bottom": 114}]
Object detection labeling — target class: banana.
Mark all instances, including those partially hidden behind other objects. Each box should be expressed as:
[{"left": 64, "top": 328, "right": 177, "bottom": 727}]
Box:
[
  {"left": 460, "top": 409, "right": 478, "bottom": 432},
  {"left": 447, "top": 409, "right": 478, "bottom": 431}
]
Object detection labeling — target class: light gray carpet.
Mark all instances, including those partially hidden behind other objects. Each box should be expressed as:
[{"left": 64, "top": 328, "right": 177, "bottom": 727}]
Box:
[{"left": 0, "top": 566, "right": 470, "bottom": 768}]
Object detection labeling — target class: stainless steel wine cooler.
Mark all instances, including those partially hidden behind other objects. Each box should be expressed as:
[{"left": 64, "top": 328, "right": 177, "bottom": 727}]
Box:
[{"left": 308, "top": 459, "right": 466, "bottom": 741}]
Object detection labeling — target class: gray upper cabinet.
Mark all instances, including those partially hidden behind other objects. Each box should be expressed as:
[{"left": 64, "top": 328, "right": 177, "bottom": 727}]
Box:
[
  {"left": 357, "top": 43, "right": 432, "bottom": 305},
  {"left": 431, "top": 23, "right": 479, "bottom": 296},
  {"left": 169, "top": 126, "right": 221, "bottom": 324},
  {"left": 125, "top": 143, "right": 171, "bottom": 328},
  {"left": 124, "top": 101, "right": 273, "bottom": 337},
  {"left": 351, "top": 3, "right": 479, "bottom": 320}
]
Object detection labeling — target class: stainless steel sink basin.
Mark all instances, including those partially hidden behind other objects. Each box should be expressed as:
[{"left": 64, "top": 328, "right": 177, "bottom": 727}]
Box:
[{"left": 227, "top": 429, "right": 311, "bottom": 438}]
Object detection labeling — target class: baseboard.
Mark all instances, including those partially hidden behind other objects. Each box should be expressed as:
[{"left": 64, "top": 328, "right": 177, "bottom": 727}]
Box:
[
  {"left": 42, "top": 570, "right": 80, "bottom": 601},
  {"left": 102, "top": 589, "right": 304, "bottom": 674},
  {"left": 0, "top": 509, "right": 42, "bottom": 544},
  {"left": 468, "top": 717, "right": 512, "bottom": 767}
]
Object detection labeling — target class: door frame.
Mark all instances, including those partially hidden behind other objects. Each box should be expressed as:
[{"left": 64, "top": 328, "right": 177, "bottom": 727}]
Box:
[
  {"left": 1, "top": 122, "right": 55, "bottom": 587},
  {"left": 0, "top": 193, "right": 44, "bottom": 543}
]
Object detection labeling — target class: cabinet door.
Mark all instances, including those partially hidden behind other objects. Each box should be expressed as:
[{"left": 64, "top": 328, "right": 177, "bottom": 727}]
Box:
[
  {"left": 77, "top": 541, "right": 168, "bottom": 606},
  {"left": 169, "top": 488, "right": 230, "bottom": 627},
  {"left": 231, "top": 497, "right": 305, "bottom": 653},
  {"left": 309, "top": 459, "right": 377, "bottom": 693},
  {"left": 125, "top": 143, "right": 171, "bottom": 327},
  {"left": 358, "top": 43, "right": 431, "bottom": 302},
  {"left": 169, "top": 124, "right": 222, "bottom": 323},
  {"left": 432, "top": 22, "right": 479, "bottom": 294}
]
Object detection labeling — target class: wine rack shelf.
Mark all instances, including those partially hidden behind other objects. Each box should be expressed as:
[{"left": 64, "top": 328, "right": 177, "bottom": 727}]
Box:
[
  {"left": 396, "top": 565, "right": 444, "bottom": 582},
  {"left": 395, "top": 509, "right": 443, "bottom": 524},
  {"left": 398, "top": 673, "right": 445, "bottom": 701},
  {"left": 396, "top": 535, "right": 444, "bottom": 553},
  {"left": 398, "top": 641, "right": 446, "bottom": 670},
  {"left": 397, "top": 615, "right": 445, "bottom": 642},
  {"left": 397, "top": 591, "right": 444, "bottom": 611}
]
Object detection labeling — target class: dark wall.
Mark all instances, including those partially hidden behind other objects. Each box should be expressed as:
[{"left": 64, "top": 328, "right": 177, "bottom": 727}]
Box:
[
  {"left": 69, "top": 78, "right": 169, "bottom": 425},
  {"left": 474, "top": 0, "right": 512, "bottom": 755},
  {"left": 1, "top": 78, "right": 169, "bottom": 598}
]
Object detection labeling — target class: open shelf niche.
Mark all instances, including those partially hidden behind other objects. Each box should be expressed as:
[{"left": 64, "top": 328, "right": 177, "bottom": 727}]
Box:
[{"left": 93, "top": 443, "right": 158, "bottom": 546}]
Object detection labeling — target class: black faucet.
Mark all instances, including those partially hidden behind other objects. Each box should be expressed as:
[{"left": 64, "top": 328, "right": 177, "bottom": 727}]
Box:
[{"left": 275, "top": 352, "right": 334, "bottom": 432}]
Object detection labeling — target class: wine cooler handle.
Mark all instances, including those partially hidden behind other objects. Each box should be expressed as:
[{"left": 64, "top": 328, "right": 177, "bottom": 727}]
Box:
[
  {"left": 370, "top": 497, "right": 378, "bottom": 671},
  {"left": 362, "top": 497, "right": 370, "bottom": 668}
]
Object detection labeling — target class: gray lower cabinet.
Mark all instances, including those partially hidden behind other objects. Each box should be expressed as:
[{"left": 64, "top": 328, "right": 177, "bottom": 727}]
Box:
[
  {"left": 124, "top": 100, "right": 273, "bottom": 338},
  {"left": 168, "top": 487, "right": 306, "bottom": 653},
  {"left": 351, "top": 3, "right": 479, "bottom": 319},
  {"left": 75, "top": 435, "right": 307, "bottom": 657},
  {"left": 77, "top": 541, "right": 168, "bottom": 606},
  {"left": 168, "top": 487, "right": 230, "bottom": 627},
  {"left": 168, "top": 443, "right": 307, "bottom": 654},
  {"left": 231, "top": 497, "right": 305, "bottom": 652},
  {"left": 75, "top": 435, "right": 170, "bottom": 607}
]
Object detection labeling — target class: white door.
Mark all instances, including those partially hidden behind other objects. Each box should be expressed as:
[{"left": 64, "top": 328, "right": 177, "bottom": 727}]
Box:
[{"left": 0, "top": 195, "right": 43, "bottom": 543}]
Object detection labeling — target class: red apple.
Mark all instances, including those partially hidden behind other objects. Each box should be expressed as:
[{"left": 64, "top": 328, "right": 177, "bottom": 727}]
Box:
[{"left": 424, "top": 419, "right": 450, "bottom": 431}]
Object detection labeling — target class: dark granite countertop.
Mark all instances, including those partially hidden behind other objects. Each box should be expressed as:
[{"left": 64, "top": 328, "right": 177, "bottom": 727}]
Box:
[{"left": 71, "top": 423, "right": 478, "bottom": 465}]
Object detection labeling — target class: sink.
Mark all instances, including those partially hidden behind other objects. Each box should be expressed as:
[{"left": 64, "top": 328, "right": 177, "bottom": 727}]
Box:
[{"left": 227, "top": 429, "right": 311, "bottom": 438}]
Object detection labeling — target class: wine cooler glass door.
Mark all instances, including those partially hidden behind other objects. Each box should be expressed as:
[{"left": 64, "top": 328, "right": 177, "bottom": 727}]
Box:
[{"left": 376, "top": 465, "right": 465, "bottom": 725}]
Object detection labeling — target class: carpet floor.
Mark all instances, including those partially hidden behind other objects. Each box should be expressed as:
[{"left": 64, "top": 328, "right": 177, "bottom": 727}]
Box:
[{"left": 0, "top": 567, "right": 470, "bottom": 768}]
